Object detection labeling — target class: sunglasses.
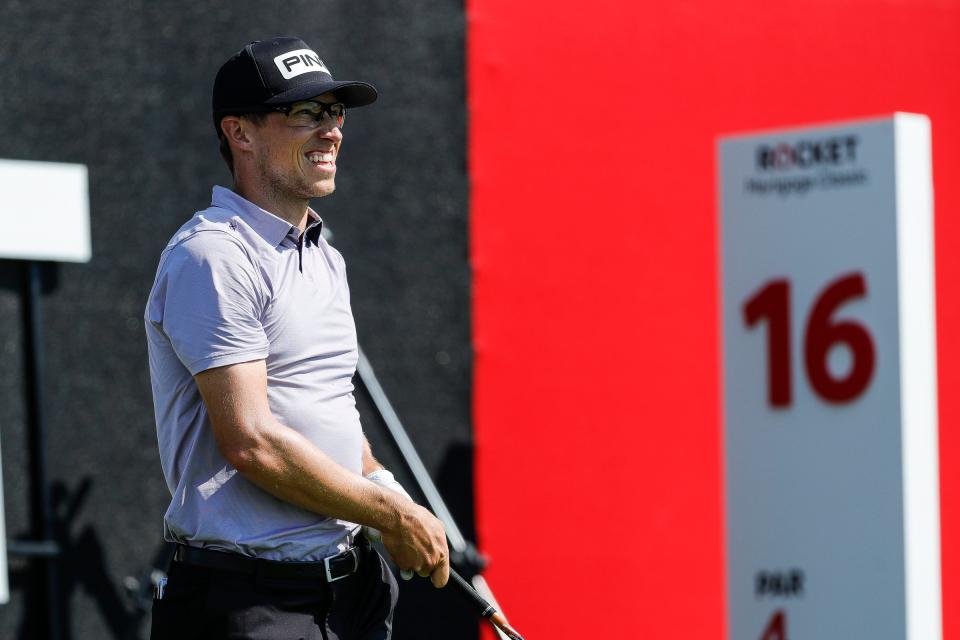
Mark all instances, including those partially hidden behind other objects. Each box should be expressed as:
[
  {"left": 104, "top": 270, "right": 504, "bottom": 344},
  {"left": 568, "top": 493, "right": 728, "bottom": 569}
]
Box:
[{"left": 266, "top": 100, "right": 347, "bottom": 130}]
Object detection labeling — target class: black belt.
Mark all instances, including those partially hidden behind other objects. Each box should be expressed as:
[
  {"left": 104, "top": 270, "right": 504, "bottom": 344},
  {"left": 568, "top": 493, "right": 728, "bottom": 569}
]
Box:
[{"left": 173, "top": 543, "right": 362, "bottom": 583}]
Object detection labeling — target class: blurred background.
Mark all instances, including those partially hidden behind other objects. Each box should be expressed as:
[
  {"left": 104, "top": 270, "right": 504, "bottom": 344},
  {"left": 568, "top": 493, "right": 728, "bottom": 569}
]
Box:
[{"left": 2, "top": 0, "right": 960, "bottom": 638}]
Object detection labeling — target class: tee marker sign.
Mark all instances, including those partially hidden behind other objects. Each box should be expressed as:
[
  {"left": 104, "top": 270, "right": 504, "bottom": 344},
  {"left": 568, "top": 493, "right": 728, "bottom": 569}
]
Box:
[{"left": 719, "top": 114, "right": 941, "bottom": 639}]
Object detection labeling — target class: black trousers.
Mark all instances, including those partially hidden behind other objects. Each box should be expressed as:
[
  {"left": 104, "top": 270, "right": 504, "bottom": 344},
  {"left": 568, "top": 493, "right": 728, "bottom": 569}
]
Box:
[{"left": 150, "top": 542, "right": 398, "bottom": 640}]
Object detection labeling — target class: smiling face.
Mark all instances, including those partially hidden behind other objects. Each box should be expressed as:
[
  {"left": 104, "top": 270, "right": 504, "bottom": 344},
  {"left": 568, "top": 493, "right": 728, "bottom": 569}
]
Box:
[{"left": 248, "top": 92, "right": 343, "bottom": 204}]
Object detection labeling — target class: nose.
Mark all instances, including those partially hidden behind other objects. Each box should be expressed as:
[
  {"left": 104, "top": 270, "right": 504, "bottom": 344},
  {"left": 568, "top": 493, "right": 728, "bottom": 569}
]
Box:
[{"left": 317, "top": 123, "right": 343, "bottom": 142}]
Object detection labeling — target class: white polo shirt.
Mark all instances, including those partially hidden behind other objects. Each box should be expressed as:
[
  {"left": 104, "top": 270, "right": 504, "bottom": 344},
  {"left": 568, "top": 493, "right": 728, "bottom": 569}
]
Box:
[{"left": 145, "top": 186, "right": 362, "bottom": 560}]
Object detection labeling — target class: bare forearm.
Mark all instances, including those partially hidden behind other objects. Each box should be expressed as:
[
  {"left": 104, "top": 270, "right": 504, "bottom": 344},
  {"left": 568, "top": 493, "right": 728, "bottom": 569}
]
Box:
[
  {"left": 234, "top": 421, "right": 403, "bottom": 533},
  {"left": 194, "top": 360, "right": 447, "bottom": 583}
]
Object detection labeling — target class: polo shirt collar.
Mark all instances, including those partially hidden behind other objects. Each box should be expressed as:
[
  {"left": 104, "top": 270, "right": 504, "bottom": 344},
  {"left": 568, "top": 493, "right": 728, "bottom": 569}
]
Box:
[
  {"left": 304, "top": 211, "right": 323, "bottom": 247},
  {"left": 211, "top": 186, "right": 323, "bottom": 248}
]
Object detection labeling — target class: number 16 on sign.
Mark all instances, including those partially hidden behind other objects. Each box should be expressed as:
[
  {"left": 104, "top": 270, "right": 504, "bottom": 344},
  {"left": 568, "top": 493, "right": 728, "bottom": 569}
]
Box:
[
  {"left": 744, "top": 271, "right": 875, "bottom": 408},
  {"left": 720, "top": 114, "right": 941, "bottom": 639}
]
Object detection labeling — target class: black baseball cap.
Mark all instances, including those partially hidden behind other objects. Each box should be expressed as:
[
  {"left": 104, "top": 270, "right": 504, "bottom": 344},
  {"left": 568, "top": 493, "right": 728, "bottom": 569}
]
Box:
[{"left": 212, "top": 36, "right": 378, "bottom": 133}]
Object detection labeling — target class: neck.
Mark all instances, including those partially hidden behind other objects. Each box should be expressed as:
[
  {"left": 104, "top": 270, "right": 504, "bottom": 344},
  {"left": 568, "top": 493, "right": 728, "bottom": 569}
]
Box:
[{"left": 233, "top": 178, "right": 309, "bottom": 230}]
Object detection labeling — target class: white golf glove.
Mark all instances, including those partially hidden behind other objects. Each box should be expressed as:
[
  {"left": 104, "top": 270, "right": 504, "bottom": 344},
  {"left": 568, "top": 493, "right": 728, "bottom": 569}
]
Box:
[{"left": 364, "top": 469, "right": 415, "bottom": 580}]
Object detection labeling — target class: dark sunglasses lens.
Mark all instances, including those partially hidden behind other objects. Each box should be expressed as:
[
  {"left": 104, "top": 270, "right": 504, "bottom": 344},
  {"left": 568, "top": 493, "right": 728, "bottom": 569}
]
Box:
[
  {"left": 328, "top": 104, "right": 346, "bottom": 127},
  {"left": 286, "top": 102, "right": 346, "bottom": 129}
]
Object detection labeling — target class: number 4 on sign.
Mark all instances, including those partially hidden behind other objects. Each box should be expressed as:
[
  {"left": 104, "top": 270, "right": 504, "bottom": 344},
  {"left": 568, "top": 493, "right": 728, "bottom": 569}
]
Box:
[
  {"left": 760, "top": 609, "right": 787, "bottom": 640},
  {"left": 743, "top": 272, "right": 876, "bottom": 408}
]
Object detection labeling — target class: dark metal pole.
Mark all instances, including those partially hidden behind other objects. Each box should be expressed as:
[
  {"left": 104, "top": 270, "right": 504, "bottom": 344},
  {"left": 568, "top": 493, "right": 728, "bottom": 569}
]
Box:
[
  {"left": 21, "top": 261, "right": 62, "bottom": 640},
  {"left": 356, "top": 349, "right": 468, "bottom": 553},
  {"left": 355, "top": 348, "right": 512, "bottom": 640}
]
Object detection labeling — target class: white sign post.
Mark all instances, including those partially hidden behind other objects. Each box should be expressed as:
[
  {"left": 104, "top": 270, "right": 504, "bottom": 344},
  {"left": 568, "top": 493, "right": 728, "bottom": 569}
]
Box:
[
  {"left": 0, "top": 159, "right": 91, "bottom": 607},
  {"left": 719, "top": 114, "right": 941, "bottom": 639}
]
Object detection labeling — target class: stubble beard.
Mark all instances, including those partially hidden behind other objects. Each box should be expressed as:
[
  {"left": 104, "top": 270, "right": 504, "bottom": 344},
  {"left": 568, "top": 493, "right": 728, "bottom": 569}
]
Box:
[{"left": 257, "top": 151, "right": 335, "bottom": 206}]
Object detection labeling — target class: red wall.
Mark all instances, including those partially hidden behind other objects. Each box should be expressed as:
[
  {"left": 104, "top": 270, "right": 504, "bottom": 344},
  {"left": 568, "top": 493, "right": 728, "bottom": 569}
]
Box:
[{"left": 469, "top": 0, "right": 960, "bottom": 637}]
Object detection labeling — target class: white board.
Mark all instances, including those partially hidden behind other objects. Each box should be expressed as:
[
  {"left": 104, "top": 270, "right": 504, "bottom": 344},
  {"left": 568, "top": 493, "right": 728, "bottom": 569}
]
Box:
[
  {"left": 0, "top": 159, "right": 91, "bottom": 262},
  {"left": 719, "top": 114, "right": 940, "bottom": 639}
]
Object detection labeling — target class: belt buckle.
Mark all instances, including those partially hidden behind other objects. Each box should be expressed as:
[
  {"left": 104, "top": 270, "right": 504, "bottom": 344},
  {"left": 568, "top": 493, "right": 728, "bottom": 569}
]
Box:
[{"left": 324, "top": 547, "right": 358, "bottom": 583}]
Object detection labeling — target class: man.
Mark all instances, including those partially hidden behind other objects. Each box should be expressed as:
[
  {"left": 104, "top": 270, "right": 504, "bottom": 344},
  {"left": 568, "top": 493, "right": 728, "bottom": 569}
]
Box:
[{"left": 145, "top": 36, "right": 449, "bottom": 639}]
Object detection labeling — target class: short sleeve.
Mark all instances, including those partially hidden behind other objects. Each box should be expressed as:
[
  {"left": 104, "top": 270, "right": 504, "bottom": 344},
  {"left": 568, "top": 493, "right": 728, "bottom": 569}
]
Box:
[{"left": 150, "top": 231, "right": 269, "bottom": 375}]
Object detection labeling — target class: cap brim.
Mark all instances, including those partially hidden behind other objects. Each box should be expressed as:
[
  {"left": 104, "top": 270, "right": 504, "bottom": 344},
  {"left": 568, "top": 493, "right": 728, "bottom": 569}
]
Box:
[{"left": 266, "top": 80, "right": 378, "bottom": 108}]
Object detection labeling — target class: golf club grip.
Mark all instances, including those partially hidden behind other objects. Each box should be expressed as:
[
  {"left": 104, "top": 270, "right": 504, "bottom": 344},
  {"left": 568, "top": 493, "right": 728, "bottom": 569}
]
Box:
[{"left": 450, "top": 569, "right": 497, "bottom": 618}]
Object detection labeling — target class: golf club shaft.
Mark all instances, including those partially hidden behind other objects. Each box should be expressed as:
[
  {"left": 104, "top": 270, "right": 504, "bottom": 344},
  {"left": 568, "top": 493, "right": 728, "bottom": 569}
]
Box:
[{"left": 449, "top": 569, "right": 525, "bottom": 640}]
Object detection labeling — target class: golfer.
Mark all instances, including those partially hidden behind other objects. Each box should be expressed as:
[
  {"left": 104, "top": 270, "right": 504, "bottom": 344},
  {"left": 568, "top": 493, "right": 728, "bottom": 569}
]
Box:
[{"left": 144, "top": 36, "right": 448, "bottom": 639}]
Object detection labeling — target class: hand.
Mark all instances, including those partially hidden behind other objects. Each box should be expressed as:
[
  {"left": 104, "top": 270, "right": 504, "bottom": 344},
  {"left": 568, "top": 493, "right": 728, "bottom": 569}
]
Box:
[{"left": 380, "top": 501, "right": 450, "bottom": 588}]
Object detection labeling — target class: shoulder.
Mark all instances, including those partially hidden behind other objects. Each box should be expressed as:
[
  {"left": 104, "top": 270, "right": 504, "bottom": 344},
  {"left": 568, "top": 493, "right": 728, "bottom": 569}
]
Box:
[
  {"left": 146, "top": 207, "right": 269, "bottom": 325},
  {"left": 151, "top": 207, "right": 270, "bottom": 306},
  {"left": 160, "top": 208, "right": 255, "bottom": 272}
]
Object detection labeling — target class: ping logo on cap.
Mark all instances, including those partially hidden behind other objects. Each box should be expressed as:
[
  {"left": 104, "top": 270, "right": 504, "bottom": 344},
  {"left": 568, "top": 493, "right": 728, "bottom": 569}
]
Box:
[{"left": 274, "top": 49, "right": 330, "bottom": 80}]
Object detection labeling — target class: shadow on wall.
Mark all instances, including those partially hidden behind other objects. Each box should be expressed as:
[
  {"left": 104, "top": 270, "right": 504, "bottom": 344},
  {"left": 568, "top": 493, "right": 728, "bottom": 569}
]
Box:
[
  {"left": 8, "top": 478, "right": 172, "bottom": 640},
  {"left": 1, "top": 259, "right": 168, "bottom": 638}
]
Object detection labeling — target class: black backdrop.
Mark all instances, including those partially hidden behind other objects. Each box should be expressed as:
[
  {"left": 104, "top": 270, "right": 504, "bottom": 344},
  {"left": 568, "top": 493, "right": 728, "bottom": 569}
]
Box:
[{"left": 0, "top": 1, "right": 475, "bottom": 638}]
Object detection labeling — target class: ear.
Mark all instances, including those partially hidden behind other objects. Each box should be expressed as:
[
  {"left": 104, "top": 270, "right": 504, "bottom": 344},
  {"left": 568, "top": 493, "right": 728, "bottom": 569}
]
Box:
[{"left": 220, "top": 116, "right": 256, "bottom": 152}]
